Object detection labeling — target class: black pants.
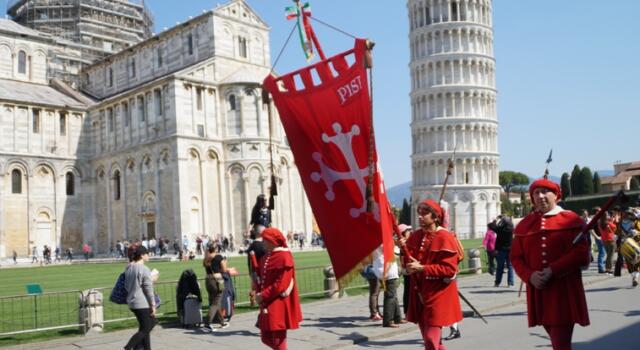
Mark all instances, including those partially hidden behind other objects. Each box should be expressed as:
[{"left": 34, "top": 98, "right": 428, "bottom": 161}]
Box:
[
  {"left": 402, "top": 275, "right": 410, "bottom": 315},
  {"left": 382, "top": 278, "right": 402, "bottom": 326},
  {"left": 125, "top": 308, "right": 155, "bottom": 350}
]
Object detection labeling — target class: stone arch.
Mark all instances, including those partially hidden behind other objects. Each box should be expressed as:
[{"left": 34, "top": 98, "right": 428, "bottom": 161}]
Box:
[
  {"left": 33, "top": 160, "right": 57, "bottom": 178},
  {"left": 6, "top": 159, "right": 30, "bottom": 176},
  {"left": 207, "top": 146, "right": 222, "bottom": 161},
  {"left": 0, "top": 43, "right": 13, "bottom": 78},
  {"left": 141, "top": 191, "right": 156, "bottom": 213},
  {"left": 227, "top": 162, "right": 245, "bottom": 175},
  {"left": 159, "top": 148, "right": 170, "bottom": 166},
  {"left": 126, "top": 157, "right": 136, "bottom": 173},
  {"left": 140, "top": 153, "right": 153, "bottom": 172},
  {"left": 34, "top": 163, "right": 55, "bottom": 180}
]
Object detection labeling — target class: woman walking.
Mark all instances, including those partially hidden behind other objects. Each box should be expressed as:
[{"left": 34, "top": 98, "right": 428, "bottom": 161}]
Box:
[
  {"left": 124, "top": 246, "right": 156, "bottom": 350},
  {"left": 203, "top": 245, "right": 229, "bottom": 331}
]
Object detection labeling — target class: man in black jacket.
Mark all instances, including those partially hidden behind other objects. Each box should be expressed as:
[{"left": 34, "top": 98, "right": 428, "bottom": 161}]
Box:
[{"left": 490, "top": 215, "right": 514, "bottom": 287}]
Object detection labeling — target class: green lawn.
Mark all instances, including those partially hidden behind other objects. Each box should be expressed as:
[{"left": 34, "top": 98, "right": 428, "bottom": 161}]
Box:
[
  {"left": 0, "top": 250, "right": 331, "bottom": 297},
  {"left": 0, "top": 241, "right": 487, "bottom": 346}
]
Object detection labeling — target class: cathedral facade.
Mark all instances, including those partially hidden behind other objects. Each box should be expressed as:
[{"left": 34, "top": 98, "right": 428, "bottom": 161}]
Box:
[
  {"left": 0, "top": 0, "right": 313, "bottom": 257},
  {"left": 407, "top": 0, "right": 501, "bottom": 238}
]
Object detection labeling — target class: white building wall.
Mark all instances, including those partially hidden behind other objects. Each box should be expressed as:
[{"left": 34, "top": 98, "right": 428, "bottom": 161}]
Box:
[{"left": 0, "top": 0, "right": 313, "bottom": 257}]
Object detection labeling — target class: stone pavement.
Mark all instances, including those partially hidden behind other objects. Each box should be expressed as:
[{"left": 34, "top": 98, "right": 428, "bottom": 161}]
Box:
[{"left": 4, "top": 267, "right": 611, "bottom": 350}]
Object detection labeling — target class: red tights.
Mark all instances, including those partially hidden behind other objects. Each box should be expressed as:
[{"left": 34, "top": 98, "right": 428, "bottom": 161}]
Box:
[
  {"left": 418, "top": 323, "right": 446, "bottom": 350},
  {"left": 544, "top": 324, "right": 574, "bottom": 350},
  {"left": 261, "top": 330, "right": 287, "bottom": 350}
]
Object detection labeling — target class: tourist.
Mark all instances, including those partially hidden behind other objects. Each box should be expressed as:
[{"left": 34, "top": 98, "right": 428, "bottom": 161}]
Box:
[
  {"left": 492, "top": 215, "right": 514, "bottom": 287},
  {"left": 202, "top": 245, "right": 229, "bottom": 331},
  {"left": 372, "top": 246, "right": 405, "bottom": 328},
  {"left": 123, "top": 246, "right": 156, "bottom": 350},
  {"left": 398, "top": 224, "right": 412, "bottom": 317},
  {"left": 256, "top": 227, "right": 302, "bottom": 349},
  {"left": 82, "top": 243, "right": 91, "bottom": 261},
  {"left": 511, "top": 179, "right": 590, "bottom": 350},
  {"left": 362, "top": 261, "right": 381, "bottom": 321},
  {"left": 598, "top": 211, "right": 616, "bottom": 274},
  {"left": 246, "top": 225, "right": 267, "bottom": 307},
  {"left": 482, "top": 222, "right": 497, "bottom": 275},
  {"left": 31, "top": 245, "right": 38, "bottom": 264},
  {"left": 399, "top": 199, "right": 462, "bottom": 350}
]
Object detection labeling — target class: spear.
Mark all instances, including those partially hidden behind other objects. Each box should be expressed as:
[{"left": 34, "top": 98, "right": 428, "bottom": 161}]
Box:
[{"left": 432, "top": 145, "right": 488, "bottom": 324}]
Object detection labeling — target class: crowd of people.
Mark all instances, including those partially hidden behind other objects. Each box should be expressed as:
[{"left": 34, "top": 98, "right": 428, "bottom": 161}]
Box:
[{"left": 588, "top": 205, "right": 640, "bottom": 286}]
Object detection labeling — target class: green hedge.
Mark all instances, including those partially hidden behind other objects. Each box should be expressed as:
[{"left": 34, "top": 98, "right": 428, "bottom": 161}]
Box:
[{"left": 561, "top": 190, "right": 640, "bottom": 213}]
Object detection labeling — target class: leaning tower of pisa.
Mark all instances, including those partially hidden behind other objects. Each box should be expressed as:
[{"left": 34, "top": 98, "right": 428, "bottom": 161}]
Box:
[{"left": 408, "top": 0, "right": 500, "bottom": 238}]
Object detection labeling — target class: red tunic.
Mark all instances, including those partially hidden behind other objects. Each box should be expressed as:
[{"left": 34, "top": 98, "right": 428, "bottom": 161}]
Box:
[
  {"left": 258, "top": 248, "right": 303, "bottom": 331},
  {"left": 405, "top": 227, "right": 462, "bottom": 327},
  {"left": 511, "top": 207, "right": 590, "bottom": 327}
]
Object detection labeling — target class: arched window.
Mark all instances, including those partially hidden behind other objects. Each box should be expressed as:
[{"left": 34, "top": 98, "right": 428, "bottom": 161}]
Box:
[
  {"left": 66, "top": 172, "right": 75, "bottom": 196},
  {"left": 113, "top": 170, "right": 121, "bottom": 200},
  {"left": 238, "top": 37, "right": 248, "bottom": 58},
  {"left": 11, "top": 169, "right": 22, "bottom": 194},
  {"left": 18, "top": 51, "right": 26, "bottom": 74},
  {"left": 228, "top": 94, "right": 236, "bottom": 111}
]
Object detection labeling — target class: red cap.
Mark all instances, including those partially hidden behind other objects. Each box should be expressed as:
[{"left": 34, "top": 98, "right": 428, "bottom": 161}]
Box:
[
  {"left": 418, "top": 199, "right": 444, "bottom": 222},
  {"left": 529, "top": 178, "right": 562, "bottom": 201},
  {"left": 262, "top": 227, "right": 288, "bottom": 247}
]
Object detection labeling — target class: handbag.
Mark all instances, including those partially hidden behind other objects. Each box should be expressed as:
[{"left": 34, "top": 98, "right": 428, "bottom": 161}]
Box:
[{"left": 109, "top": 272, "right": 128, "bottom": 305}]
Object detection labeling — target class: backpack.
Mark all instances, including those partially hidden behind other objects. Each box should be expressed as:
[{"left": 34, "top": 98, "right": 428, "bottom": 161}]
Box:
[
  {"left": 109, "top": 272, "right": 128, "bottom": 305},
  {"left": 360, "top": 264, "right": 376, "bottom": 280}
]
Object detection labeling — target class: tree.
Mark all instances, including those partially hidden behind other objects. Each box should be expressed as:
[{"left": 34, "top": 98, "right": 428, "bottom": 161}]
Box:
[
  {"left": 400, "top": 198, "right": 411, "bottom": 225},
  {"left": 570, "top": 165, "right": 582, "bottom": 195},
  {"left": 631, "top": 177, "right": 640, "bottom": 191},
  {"left": 593, "top": 172, "right": 602, "bottom": 194},
  {"left": 561, "top": 173, "right": 571, "bottom": 198},
  {"left": 579, "top": 167, "right": 594, "bottom": 195},
  {"left": 499, "top": 171, "right": 530, "bottom": 197}
]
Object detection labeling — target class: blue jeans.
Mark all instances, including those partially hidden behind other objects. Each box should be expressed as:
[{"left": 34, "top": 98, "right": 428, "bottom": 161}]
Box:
[
  {"left": 495, "top": 249, "right": 514, "bottom": 286},
  {"left": 595, "top": 239, "right": 605, "bottom": 272}
]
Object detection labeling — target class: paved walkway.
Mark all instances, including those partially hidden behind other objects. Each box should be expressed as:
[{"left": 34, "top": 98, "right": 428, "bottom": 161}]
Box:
[{"left": 5, "top": 267, "right": 612, "bottom": 350}]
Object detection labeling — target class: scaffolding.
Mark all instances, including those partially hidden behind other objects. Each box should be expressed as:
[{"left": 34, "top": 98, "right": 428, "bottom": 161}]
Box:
[{"left": 7, "top": 0, "right": 153, "bottom": 62}]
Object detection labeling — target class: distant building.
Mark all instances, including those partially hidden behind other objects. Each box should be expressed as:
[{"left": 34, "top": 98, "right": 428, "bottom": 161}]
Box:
[
  {"left": 601, "top": 161, "right": 640, "bottom": 192},
  {"left": 0, "top": 0, "right": 312, "bottom": 258}
]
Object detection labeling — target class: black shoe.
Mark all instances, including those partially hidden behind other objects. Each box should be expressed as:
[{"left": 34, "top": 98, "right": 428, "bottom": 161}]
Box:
[{"left": 444, "top": 329, "right": 461, "bottom": 341}]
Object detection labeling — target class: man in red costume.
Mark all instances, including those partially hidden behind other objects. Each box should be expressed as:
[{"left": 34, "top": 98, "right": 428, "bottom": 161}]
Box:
[
  {"left": 256, "top": 227, "right": 303, "bottom": 350},
  {"left": 511, "top": 179, "right": 590, "bottom": 350},
  {"left": 400, "top": 199, "right": 462, "bottom": 350}
]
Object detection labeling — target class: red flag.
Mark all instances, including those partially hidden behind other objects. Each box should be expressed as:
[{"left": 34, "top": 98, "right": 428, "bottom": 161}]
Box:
[{"left": 263, "top": 39, "right": 394, "bottom": 284}]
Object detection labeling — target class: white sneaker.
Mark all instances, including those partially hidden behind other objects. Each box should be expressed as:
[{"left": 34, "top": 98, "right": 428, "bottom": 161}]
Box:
[
  {"left": 204, "top": 324, "right": 216, "bottom": 332},
  {"left": 220, "top": 322, "right": 230, "bottom": 329}
]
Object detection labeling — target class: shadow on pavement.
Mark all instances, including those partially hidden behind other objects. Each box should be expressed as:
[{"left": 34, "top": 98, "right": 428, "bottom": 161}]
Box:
[
  {"left": 345, "top": 337, "right": 423, "bottom": 348},
  {"left": 624, "top": 310, "right": 640, "bottom": 317},
  {"left": 302, "top": 316, "right": 372, "bottom": 329},
  {"left": 485, "top": 311, "right": 527, "bottom": 318},
  {"left": 468, "top": 289, "right": 518, "bottom": 294},
  {"left": 574, "top": 320, "right": 640, "bottom": 349},
  {"left": 586, "top": 286, "right": 625, "bottom": 293}
]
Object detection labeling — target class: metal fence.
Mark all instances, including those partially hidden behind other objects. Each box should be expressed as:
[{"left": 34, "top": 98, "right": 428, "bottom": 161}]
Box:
[
  {"left": 0, "top": 250, "right": 488, "bottom": 338},
  {"left": 0, "top": 265, "right": 363, "bottom": 337}
]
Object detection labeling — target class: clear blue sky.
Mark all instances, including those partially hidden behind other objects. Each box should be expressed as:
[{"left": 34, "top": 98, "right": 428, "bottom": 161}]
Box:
[{"left": 4, "top": 0, "right": 637, "bottom": 186}]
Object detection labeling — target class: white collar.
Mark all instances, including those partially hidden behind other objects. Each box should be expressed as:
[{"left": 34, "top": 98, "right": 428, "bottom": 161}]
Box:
[
  {"left": 542, "top": 205, "right": 564, "bottom": 217},
  {"left": 273, "top": 247, "right": 290, "bottom": 252}
]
